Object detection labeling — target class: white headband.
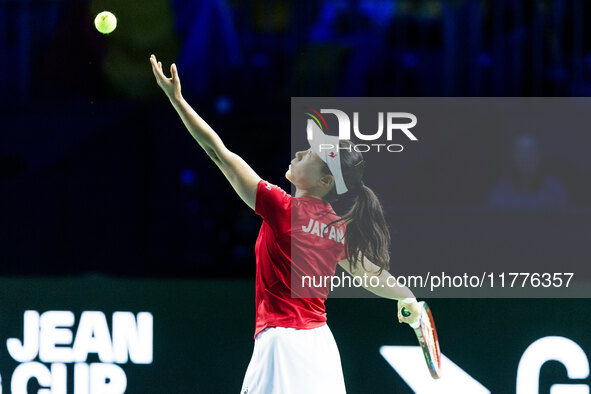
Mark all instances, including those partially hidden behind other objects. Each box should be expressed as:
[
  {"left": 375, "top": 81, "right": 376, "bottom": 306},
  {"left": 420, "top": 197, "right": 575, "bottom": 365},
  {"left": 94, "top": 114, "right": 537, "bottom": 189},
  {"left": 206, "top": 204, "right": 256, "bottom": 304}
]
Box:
[{"left": 306, "top": 120, "right": 348, "bottom": 195}]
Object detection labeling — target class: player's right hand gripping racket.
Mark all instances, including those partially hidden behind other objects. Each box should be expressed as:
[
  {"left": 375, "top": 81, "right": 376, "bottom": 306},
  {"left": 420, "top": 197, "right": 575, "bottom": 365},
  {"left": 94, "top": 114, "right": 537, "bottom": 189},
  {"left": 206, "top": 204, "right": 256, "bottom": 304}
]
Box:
[{"left": 401, "top": 301, "right": 442, "bottom": 379}]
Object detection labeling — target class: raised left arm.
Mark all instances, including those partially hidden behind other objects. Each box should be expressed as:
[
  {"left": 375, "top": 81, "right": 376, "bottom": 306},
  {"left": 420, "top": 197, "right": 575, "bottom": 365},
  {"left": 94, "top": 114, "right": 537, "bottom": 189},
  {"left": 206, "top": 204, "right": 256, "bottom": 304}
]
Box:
[{"left": 150, "top": 55, "right": 261, "bottom": 210}]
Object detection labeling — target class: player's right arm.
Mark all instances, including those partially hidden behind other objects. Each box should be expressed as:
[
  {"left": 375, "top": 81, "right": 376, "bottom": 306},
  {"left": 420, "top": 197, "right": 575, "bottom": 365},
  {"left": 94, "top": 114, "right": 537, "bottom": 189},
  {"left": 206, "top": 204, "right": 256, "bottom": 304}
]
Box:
[
  {"left": 338, "top": 256, "right": 420, "bottom": 325},
  {"left": 149, "top": 55, "right": 260, "bottom": 211}
]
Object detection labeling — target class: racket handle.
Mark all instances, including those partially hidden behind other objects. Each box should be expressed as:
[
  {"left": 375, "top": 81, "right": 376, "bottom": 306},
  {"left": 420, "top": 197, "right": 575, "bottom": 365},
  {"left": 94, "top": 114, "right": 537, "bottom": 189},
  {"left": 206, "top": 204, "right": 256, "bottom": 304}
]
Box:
[{"left": 401, "top": 307, "right": 421, "bottom": 329}]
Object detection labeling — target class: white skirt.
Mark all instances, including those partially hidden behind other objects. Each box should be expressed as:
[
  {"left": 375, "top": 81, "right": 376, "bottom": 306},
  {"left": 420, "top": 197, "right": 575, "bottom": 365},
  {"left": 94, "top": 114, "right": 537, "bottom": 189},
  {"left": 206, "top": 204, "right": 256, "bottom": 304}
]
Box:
[{"left": 240, "top": 324, "right": 347, "bottom": 394}]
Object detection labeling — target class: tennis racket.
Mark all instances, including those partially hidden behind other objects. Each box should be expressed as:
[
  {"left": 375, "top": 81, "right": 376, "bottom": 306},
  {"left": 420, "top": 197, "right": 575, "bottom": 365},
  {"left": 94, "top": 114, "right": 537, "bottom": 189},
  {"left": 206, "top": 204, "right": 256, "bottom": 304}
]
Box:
[{"left": 401, "top": 301, "right": 441, "bottom": 379}]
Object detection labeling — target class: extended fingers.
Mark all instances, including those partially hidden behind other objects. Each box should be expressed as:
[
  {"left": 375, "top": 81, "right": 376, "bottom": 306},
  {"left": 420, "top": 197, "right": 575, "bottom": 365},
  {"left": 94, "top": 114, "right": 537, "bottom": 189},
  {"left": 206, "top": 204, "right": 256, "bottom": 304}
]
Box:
[
  {"left": 150, "top": 54, "right": 168, "bottom": 81},
  {"left": 170, "top": 63, "right": 178, "bottom": 79},
  {"left": 149, "top": 55, "right": 162, "bottom": 80}
]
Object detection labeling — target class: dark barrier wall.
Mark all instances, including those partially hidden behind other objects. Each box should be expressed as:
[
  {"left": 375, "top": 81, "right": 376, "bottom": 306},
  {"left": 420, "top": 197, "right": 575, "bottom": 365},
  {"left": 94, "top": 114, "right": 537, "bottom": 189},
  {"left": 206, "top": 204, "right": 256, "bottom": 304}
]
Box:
[{"left": 0, "top": 278, "right": 590, "bottom": 393}]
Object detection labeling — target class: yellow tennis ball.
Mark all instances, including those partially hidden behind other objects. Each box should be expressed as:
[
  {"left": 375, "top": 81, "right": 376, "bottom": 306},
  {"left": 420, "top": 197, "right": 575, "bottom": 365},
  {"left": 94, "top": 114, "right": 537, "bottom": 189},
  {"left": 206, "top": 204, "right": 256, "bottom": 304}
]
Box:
[{"left": 94, "top": 11, "right": 117, "bottom": 34}]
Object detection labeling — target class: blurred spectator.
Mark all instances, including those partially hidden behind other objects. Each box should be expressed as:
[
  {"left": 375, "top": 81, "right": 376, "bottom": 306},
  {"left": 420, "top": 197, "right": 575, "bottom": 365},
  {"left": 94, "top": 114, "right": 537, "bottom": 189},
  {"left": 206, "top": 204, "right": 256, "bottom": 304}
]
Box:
[
  {"left": 172, "top": 0, "right": 242, "bottom": 97},
  {"left": 487, "top": 134, "right": 567, "bottom": 210}
]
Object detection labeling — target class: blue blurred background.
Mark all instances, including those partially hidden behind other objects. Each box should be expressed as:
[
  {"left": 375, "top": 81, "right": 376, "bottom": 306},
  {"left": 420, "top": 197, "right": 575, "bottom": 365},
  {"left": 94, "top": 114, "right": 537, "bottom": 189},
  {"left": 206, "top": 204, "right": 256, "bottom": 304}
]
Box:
[
  {"left": 1, "top": 0, "right": 591, "bottom": 277},
  {"left": 2, "top": 1, "right": 591, "bottom": 393}
]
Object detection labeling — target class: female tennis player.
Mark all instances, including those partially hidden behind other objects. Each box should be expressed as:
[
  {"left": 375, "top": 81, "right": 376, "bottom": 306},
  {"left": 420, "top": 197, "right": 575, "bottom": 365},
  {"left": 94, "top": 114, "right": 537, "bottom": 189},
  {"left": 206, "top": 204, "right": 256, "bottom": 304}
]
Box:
[{"left": 150, "top": 55, "right": 421, "bottom": 393}]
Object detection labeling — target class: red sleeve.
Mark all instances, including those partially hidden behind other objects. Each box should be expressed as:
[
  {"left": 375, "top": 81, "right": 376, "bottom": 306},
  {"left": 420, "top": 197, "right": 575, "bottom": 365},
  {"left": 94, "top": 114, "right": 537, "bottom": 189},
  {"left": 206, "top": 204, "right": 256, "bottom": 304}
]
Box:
[{"left": 255, "top": 179, "right": 291, "bottom": 233}]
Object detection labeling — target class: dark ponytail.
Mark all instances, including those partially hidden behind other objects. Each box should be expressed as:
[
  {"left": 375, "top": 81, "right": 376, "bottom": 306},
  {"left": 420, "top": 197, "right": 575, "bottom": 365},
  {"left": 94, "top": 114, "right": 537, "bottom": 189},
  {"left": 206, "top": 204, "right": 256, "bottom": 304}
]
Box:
[{"left": 321, "top": 141, "right": 391, "bottom": 274}]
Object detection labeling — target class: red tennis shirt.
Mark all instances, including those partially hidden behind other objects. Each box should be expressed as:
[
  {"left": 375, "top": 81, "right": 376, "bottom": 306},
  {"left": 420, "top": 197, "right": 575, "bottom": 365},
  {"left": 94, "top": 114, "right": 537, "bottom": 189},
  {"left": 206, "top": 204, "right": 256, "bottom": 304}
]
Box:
[{"left": 253, "top": 179, "right": 346, "bottom": 339}]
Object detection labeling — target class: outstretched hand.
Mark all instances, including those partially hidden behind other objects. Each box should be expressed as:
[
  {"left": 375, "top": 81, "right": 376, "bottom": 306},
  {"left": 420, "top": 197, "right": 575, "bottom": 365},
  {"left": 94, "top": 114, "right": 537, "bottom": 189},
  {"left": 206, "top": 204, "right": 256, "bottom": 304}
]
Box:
[{"left": 150, "top": 54, "right": 181, "bottom": 101}]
